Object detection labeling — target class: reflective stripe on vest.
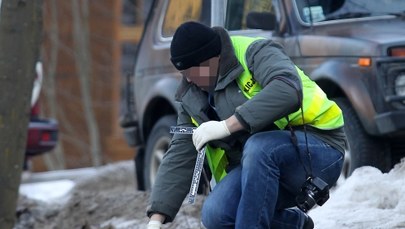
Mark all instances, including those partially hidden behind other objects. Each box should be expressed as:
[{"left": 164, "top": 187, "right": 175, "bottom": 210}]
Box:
[{"left": 230, "top": 36, "right": 344, "bottom": 130}]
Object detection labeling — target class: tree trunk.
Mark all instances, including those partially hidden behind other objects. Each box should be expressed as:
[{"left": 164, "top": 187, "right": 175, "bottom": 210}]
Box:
[{"left": 0, "top": 0, "right": 43, "bottom": 228}]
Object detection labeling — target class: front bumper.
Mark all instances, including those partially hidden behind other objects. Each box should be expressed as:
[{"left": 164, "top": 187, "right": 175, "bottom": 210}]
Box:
[
  {"left": 120, "top": 114, "right": 143, "bottom": 148},
  {"left": 123, "top": 125, "right": 143, "bottom": 147},
  {"left": 375, "top": 111, "right": 405, "bottom": 135}
]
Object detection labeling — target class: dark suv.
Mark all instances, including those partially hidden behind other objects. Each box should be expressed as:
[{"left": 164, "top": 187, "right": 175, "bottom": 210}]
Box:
[{"left": 121, "top": 0, "right": 405, "bottom": 190}]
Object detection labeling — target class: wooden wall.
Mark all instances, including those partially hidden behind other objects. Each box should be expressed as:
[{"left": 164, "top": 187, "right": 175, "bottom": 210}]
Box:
[{"left": 32, "top": 0, "right": 144, "bottom": 171}]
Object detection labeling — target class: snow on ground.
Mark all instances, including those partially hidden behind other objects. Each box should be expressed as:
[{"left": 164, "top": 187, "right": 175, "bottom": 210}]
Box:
[
  {"left": 17, "top": 159, "right": 405, "bottom": 228},
  {"left": 19, "top": 179, "right": 75, "bottom": 204},
  {"left": 309, "top": 159, "right": 405, "bottom": 229}
]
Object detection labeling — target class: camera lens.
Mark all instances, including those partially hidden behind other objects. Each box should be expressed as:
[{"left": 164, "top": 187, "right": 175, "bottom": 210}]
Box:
[
  {"left": 295, "top": 177, "right": 330, "bottom": 212},
  {"left": 296, "top": 192, "right": 317, "bottom": 212}
]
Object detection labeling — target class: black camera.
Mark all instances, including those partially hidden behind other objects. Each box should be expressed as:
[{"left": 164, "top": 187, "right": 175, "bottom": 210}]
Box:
[{"left": 296, "top": 177, "right": 330, "bottom": 212}]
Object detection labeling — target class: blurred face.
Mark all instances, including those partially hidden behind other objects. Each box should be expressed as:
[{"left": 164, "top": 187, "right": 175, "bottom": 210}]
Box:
[{"left": 181, "top": 56, "right": 220, "bottom": 92}]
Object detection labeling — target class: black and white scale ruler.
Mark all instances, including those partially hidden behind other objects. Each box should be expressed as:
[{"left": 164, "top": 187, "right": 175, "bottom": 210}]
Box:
[{"left": 170, "top": 126, "right": 203, "bottom": 204}]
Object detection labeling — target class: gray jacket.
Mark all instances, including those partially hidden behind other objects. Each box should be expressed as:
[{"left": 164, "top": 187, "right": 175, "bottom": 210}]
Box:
[{"left": 147, "top": 27, "right": 346, "bottom": 223}]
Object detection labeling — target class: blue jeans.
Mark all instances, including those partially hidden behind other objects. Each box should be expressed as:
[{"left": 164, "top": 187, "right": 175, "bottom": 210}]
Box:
[{"left": 201, "top": 130, "right": 343, "bottom": 229}]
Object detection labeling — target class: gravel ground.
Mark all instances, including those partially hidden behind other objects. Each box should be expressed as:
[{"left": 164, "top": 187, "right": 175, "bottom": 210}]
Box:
[{"left": 15, "top": 161, "right": 204, "bottom": 229}]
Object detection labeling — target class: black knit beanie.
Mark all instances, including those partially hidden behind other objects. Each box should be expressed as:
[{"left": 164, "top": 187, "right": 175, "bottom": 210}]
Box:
[{"left": 170, "top": 21, "right": 221, "bottom": 70}]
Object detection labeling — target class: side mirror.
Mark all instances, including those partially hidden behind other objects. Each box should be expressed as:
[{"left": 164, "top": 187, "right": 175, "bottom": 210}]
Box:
[{"left": 246, "top": 12, "right": 277, "bottom": 30}]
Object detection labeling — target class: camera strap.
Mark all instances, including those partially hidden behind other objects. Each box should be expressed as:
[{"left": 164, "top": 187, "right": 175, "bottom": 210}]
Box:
[
  {"left": 275, "top": 76, "right": 314, "bottom": 179},
  {"left": 287, "top": 117, "right": 313, "bottom": 179}
]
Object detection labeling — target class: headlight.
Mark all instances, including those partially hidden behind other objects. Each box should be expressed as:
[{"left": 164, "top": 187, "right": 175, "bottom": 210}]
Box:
[{"left": 395, "top": 73, "right": 405, "bottom": 96}]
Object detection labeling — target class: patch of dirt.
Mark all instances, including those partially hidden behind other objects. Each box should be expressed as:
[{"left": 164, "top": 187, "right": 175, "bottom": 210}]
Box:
[{"left": 15, "top": 161, "right": 204, "bottom": 229}]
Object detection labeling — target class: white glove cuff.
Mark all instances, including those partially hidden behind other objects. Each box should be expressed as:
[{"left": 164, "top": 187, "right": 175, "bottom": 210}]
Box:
[
  {"left": 220, "top": 120, "right": 231, "bottom": 135},
  {"left": 148, "top": 220, "right": 162, "bottom": 229}
]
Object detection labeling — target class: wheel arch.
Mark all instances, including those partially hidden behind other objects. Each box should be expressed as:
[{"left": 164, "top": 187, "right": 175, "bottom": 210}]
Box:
[
  {"left": 142, "top": 96, "right": 177, "bottom": 144},
  {"left": 136, "top": 75, "right": 180, "bottom": 143},
  {"left": 310, "top": 60, "right": 379, "bottom": 135}
]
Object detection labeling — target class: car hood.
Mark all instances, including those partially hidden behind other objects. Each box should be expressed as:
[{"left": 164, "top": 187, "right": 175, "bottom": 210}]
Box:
[{"left": 299, "top": 17, "right": 405, "bottom": 57}]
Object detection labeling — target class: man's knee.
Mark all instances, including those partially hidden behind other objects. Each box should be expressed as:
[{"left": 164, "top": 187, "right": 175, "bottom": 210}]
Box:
[
  {"left": 243, "top": 131, "right": 293, "bottom": 164},
  {"left": 201, "top": 203, "right": 220, "bottom": 229},
  {"left": 243, "top": 134, "right": 266, "bottom": 160},
  {"left": 242, "top": 133, "right": 276, "bottom": 165},
  {"left": 201, "top": 198, "right": 232, "bottom": 229}
]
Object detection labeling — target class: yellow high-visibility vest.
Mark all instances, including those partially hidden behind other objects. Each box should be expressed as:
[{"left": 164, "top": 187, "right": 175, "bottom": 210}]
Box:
[
  {"left": 231, "top": 36, "right": 344, "bottom": 130},
  {"left": 193, "top": 36, "right": 344, "bottom": 183}
]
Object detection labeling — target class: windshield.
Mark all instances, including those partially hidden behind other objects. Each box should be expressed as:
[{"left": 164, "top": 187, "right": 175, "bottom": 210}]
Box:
[{"left": 294, "top": 0, "right": 405, "bottom": 23}]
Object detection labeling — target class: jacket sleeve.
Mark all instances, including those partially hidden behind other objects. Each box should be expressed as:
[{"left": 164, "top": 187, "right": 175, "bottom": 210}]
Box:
[
  {"left": 146, "top": 105, "right": 197, "bottom": 223},
  {"left": 234, "top": 39, "right": 302, "bottom": 133}
]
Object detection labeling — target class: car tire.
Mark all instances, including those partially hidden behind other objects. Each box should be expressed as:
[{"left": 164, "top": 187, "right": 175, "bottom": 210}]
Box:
[
  {"left": 334, "top": 97, "right": 390, "bottom": 176},
  {"left": 144, "top": 115, "right": 176, "bottom": 190}
]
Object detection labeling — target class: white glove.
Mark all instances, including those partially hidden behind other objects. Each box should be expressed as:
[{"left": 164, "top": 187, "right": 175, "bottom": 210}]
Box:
[
  {"left": 147, "top": 220, "right": 162, "bottom": 229},
  {"left": 192, "top": 120, "right": 231, "bottom": 151}
]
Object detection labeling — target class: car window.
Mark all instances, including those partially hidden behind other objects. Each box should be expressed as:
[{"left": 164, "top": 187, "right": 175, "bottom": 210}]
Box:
[
  {"left": 225, "top": 0, "right": 275, "bottom": 31},
  {"left": 162, "top": 0, "right": 211, "bottom": 37},
  {"left": 294, "top": 0, "right": 405, "bottom": 23}
]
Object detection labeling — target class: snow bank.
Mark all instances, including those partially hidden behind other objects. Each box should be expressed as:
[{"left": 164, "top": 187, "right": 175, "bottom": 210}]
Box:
[
  {"left": 310, "top": 159, "right": 405, "bottom": 229},
  {"left": 19, "top": 179, "right": 75, "bottom": 203}
]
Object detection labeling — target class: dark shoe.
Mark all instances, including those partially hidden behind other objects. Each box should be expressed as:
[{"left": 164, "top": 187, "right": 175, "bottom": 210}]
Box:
[{"left": 303, "top": 214, "right": 314, "bottom": 229}]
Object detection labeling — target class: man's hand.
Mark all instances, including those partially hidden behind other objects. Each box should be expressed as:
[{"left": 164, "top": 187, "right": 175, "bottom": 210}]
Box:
[{"left": 192, "top": 120, "right": 230, "bottom": 150}]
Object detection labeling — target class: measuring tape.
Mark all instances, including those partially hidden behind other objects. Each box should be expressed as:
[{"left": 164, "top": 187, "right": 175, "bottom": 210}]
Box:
[
  {"left": 170, "top": 126, "right": 204, "bottom": 204},
  {"left": 188, "top": 148, "right": 206, "bottom": 204},
  {"left": 169, "top": 126, "right": 196, "bottom": 134}
]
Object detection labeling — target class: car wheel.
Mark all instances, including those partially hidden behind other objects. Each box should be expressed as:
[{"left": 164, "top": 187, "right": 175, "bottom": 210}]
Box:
[
  {"left": 144, "top": 115, "right": 176, "bottom": 190},
  {"left": 334, "top": 97, "right": 390, "bottom": 177}
]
